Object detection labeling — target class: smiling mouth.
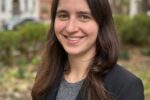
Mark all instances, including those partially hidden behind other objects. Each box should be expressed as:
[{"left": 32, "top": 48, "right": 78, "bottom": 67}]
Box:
[{"left": 63, "top": 35, "right": 84, "bottom": 43}]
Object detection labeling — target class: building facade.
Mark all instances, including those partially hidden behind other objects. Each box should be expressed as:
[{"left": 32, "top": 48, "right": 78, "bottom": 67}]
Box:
[
  {"left": 0, "top": 0, "right": 39, "bottom": 21},
  {"left": 0, "top": 0, "right": 53, "bottom": 30}
]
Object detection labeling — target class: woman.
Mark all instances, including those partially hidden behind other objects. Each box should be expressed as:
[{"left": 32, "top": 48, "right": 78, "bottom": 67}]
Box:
[{"left": 31, "top": 0, "right": 144, "bottom": 100}]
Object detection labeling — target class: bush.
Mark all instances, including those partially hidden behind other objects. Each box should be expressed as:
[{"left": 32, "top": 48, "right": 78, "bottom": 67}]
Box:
[
  {"left": 119, "top": 50, "right": 130, "bottom": 60},
  {"left": 16, "top": 23, "right": 47, "bottom": 59},
  {"left": 114, "top": 14, "right": 150, "bottom": 46},
  {"left": 0, "top": 31, "right": 17, "bottom": 65},
  {"left": 141, "top": 48, "right": 150, "bottom": 56},
  {"left": 0, "top": 22, "right": 48, "bottom": 66},
  {"left": 114, "top": 15, "right": 130, "bottom": 36},
  {"left": 131, "top": 15, "right": 150, "bottom": 45}
]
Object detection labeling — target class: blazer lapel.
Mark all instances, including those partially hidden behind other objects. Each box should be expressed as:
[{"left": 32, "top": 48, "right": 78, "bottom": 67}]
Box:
[
  {"left": 44, "top": 86, "right": 59, "bottom": 100},
  {"left": 44, "top": 78, "right": 61, "bottom": 100},
  {"left": 75, "top": 81, "right": 87, "bottom": 100}
]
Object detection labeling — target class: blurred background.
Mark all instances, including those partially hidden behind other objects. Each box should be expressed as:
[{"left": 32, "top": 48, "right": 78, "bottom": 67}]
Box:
[{"left": 0, "top": 0, "right": 149, "bottom": 100}]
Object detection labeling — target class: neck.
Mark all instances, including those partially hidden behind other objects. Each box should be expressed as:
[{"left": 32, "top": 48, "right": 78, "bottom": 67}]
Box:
[{"left": 65, "top": 50, "right": 95, "bottom": 83}]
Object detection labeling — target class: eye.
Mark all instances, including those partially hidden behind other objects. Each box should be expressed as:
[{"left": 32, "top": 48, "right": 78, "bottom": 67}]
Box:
[
  {"left": 56, "top": 13, "right": 69, "bottom": 21},
  {"left": 79, "top": 15, "right": 91, "bottom": 22}
]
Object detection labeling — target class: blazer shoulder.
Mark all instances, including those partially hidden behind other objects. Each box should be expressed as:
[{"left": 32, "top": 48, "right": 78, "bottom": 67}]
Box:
[
  {"left": 103, "top": 64, "right": 144, "bottom": 99},
  {"left": 104, "top": 64, "right": 140, "bottom": 83}
]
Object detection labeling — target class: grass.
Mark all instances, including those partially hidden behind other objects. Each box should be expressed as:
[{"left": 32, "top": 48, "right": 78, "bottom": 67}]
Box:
[{"left": 0, "top": 65, "right": 35, "bottom": 100}]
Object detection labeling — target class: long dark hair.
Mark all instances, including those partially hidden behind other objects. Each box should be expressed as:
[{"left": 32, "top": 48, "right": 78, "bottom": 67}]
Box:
[{"left": 31, "top": 0, "right": 119, "bottom": 100}]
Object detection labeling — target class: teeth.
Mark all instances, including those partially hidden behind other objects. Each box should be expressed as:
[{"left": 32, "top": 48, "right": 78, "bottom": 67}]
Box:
[{"left": 67, "top": 37, "right": 81, "bottom": 41}]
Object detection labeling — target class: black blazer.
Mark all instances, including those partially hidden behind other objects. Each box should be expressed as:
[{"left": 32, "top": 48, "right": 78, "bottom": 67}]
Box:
[{"left": 44, "top": 65, "right": 144, "bottom": 100}]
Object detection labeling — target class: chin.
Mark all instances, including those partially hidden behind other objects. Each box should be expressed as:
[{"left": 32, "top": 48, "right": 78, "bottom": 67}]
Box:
[
  {"left": 67, "top": 51, "right": 81, "bottom": 56},
  {"left": 65, "top": 49, "right": 83, "bottom": 56}
]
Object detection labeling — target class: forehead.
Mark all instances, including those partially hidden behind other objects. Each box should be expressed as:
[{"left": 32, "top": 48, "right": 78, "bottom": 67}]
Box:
[{"left": 57, "top": 0, "right": 90, "bottom": 12}]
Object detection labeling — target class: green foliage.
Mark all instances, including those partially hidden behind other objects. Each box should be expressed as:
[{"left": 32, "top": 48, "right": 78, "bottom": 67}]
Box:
[
  {"left": 141, "top": 48, "right": 150, "bottom": 56},
  {"left": 31, "top": 56, "right": 41, "bottom": 65},
  {"left": 114, "top": 14, "right": 150, "bottom": 46},
  {"left": 0, "top": 31, "right": 17, "bottom": 65},
  {"left": 127, "top": 15, "right": 150, "bottom": 45},
  {"left": 0, "top": 73, "right": 4, "bottom": 80},
  {"left": 0, "top": 22, "right": 48, "bottom": 66},
  {"left": 114, "top": 15, "right": 130, "bottom": 36},
  {"left": 119, "top": 50, "right": 130, "bottom": 60},
  {"left": 16, "top": 23, "right": 47, "bottom": 58},
  {"left": 121, "top": 0, "right": 129, "bottom": 6},
  {"left": 16, "top": 56, "right": 29, "bottom": 66},
  {"left": 17, "top": 66, "right": 27, "bottom": 79}
]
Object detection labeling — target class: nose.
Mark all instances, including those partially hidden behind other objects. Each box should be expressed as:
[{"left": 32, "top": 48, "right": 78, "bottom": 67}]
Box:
[{"left": 65, "top": 18, "right": 78, "bottom": 34}]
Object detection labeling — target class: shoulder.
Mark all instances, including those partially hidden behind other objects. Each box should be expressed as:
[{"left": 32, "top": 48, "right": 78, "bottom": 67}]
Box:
[
  {"left": 103, "top": 64, "right": 144, "bottom": 100},
  {"left": 104, "top": 64, "right": 140, "bottom": 84}
]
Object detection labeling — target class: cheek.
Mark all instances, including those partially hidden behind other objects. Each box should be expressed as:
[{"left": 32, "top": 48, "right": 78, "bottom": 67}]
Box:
[
  {"left": 54, "top": 20, "right": 66, "bottom": 34},
  {"left": 83, "top": 22, "right": 99, "bottom": 36}
]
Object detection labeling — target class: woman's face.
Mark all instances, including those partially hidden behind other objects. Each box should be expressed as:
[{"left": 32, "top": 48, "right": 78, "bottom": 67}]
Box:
[{"left": 54, "top": 0, "right": 99, "bottom": 56}]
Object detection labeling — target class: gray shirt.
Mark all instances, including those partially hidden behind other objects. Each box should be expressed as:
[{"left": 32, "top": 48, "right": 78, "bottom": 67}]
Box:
[{"left": 56, "top": 77, "right": 84, "bottom": 100}]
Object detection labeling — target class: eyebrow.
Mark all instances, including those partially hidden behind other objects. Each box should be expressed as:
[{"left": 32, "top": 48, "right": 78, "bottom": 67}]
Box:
[
  {"left": 77, "top": 11, "right": 92, "bottom": 16},
  {"left": 56, "top": 10, "right": 68, "bottom": 14},
  {"left": 56, "top": 10, "right": 92, "bottom": 15}
]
